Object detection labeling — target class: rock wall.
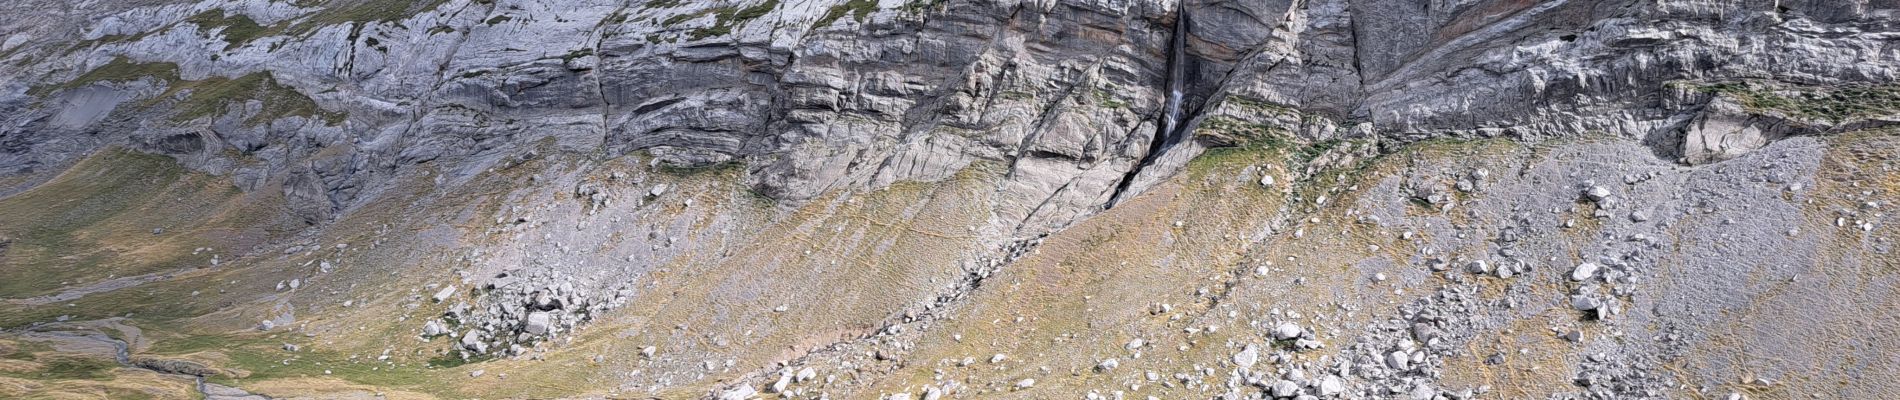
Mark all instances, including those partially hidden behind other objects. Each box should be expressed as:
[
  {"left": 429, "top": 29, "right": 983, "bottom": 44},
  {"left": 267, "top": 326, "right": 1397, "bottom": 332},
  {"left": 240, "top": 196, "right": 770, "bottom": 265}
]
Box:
[{"left": 1, "top": 0, "right": 1896, "bottom": 234}]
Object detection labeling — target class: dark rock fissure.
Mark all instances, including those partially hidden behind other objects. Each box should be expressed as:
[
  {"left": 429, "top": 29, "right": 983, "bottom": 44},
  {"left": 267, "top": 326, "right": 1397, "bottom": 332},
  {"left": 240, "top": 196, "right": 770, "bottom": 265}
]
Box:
[{"left": 1108, "top": 4, "right": 1196, "bottom": 207}]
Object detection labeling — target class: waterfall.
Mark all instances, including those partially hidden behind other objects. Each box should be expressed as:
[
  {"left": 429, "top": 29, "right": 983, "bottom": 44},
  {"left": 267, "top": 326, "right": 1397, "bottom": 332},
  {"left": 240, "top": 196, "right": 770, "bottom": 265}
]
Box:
[
  {"left": 1107, "top": 3, "right": 1193, "bottom": 207},
  {"left": 1157, "top": 4, "right": 1190, "bottom": 150}
]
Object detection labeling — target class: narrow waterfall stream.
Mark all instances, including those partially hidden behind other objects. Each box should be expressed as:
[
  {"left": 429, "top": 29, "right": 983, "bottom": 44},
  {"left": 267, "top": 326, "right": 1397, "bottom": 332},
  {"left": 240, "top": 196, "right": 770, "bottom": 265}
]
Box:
[{"left": 1108, "top": 4, "right": 1194, "bottom": 207}]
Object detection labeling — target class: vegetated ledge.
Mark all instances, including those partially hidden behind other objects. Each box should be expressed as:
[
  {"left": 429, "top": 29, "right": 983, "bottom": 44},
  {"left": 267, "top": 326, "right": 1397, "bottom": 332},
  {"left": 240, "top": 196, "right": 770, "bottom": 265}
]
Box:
[
  {"left": 30, "top": 56, "right": 346, "bottom": 127},
  {"left": 26, "top": 56, "right": 181, "bottom": 98},
  {"left": 1673, "top": 79, "right": 1900, "bottom": 125},
  {"left": 176, "top": 73, "right": 347, "bottom": 126},
  {"left": 186, "top": 9, "right": 277, "bottom": 51}
]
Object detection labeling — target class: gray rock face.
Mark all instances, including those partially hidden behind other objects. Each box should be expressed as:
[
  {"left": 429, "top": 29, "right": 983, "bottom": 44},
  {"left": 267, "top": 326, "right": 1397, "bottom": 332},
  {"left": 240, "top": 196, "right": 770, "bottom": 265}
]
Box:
[{"left": 1, "top": 0, "right": 1890, "bottom": 238}]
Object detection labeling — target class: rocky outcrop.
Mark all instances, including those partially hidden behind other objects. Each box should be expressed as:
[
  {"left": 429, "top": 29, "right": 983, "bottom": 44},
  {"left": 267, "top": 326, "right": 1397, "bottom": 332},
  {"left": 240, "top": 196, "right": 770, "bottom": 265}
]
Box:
[{"left": 3, "top": 0, "right": 1896, "bottom": 237}]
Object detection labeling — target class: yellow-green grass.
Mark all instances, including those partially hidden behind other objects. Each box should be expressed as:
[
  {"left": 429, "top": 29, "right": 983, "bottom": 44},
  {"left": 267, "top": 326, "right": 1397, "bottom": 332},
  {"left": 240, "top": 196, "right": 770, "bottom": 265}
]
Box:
[
  {"left": 0, "top": 148, "right": 301, "bottom": 327},
  {"left": 829, "top": 143, "right": 1295, "bottom": 398},
  {"left": 0, "top": 336, "right": 201, "bottom": 399},
  {"left": 0, "top": 150, "right": 217, "bottom": 300}
]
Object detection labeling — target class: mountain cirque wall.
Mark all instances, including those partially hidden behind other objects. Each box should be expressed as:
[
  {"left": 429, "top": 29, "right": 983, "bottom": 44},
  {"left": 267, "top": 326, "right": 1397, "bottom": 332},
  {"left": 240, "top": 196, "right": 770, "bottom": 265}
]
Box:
[
  {"left": 0, "top": 0, "right": 1896, "bottom": 399},
  {"left": 5, "top": 0, "right": 1894, "bottom": 229}
]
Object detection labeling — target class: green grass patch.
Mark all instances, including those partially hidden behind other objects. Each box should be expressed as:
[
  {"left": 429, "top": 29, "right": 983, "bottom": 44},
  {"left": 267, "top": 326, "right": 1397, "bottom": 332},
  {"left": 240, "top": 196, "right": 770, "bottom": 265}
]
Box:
[
  {"left": 0, "top": 350, "right": 118, "bottom": 381},
  {"left": 0, "top": 150, "right": 193, "bottom": 299},
  {"left": 28, "top": 57, "right": 181, "bottom": 97},
  {"left": 1196, "top": 116, "right": 1290, "bottom": 147},
  {"left": 206, "top": 339, "right": 438, "bottom": 389},
  {"left": 425, "top": 352, "right": 490, "bottom": 368},
  {"left": 1686, "top": 80, "right": 1900, "bottom": 124},
  {"left": 187, "top": 10, "right": 282, "bottom": 51},
  {"left": 287, "top": 0, "right": 454, "bottom": 36},
  {"left": 1, "top": 340, "right": 52, "bottom": 361},
  {"left": 559, "top": 47, "right": 595, "bottom": 64},
  {"left": 1223, "top": 95, "right": 1294, "bottom": 113},
  {"left": 815, "top": 0, "right": 876, "bottom": 28},
  {"left": 35, "top": 356, "right": 117, "bottom": 380},
  {"left": 661, "top": 12, "right": 698, "bottom": 27},
  {"left": 1093, "top": 87, "right": 1128, "bottom": 109},
  {"left": 685, "top": 0, "right": 780, "bottom": 40},
  {"left": 153, "top": 72, "right": 346, "bottom": 126},
  {"left": 603, "top": 10, "right": 631, "bottom": 25},
  {"left": 901, "top": 0, "right": 947, "bottom": 14},
  {"left": 27, "top": 57, "right": 342, "bottom": 126}
]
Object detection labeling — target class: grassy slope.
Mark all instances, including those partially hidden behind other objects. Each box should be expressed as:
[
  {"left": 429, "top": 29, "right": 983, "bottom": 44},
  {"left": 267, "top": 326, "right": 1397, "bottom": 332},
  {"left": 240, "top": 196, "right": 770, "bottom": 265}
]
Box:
[
  {"left": 835, "top": 140, "right": 1362, "bottom": 398},
  {"left": 0, "top": 149, "right": 308, "bottom": 398},
  {"left": 0, "top": 149, "right": 219, "bottom": 300},
  {"left": 3, "top": 131, "right": 1894, "bottom": 399}
]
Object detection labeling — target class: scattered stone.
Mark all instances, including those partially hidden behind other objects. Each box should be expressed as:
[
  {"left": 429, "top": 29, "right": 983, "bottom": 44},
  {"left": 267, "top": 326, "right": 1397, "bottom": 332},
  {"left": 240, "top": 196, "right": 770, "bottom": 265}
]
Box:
[
  {"left": 461, "top": 331, "right": 487, "bottom": 353},
  {"left": 1570, "top": 295, "right": 1602, "bottom": 311},
  {"left": 1273, "top": 322, "right": 1303, "bottom": 340},
  {"left": 1585, "top": 186, "right": 1612, "bottom": 202},
  {"left": 717, "top": 384, "right": 756, "bottom": 400},
  {"left": 1095, "top": 358, "right": 1119, "bottom": 372},
  {"left": 1386, "top": 350, "right": 1412, "bottom": 370},
  {"left": 422, "top": 319, "right": 450, "bottom": 337},
  {"left": 433, "top": 285, "right": 457, "bottom": 303},
  {"left": 1318, "top": 375, "right": 1344, "bottom": 396},
  {"left": 1233, "top": 344, "right": 1259, "bottom": 368},
  {"left": 1571, "top": 262, "right": 1601, "bottom": 281},
  {"left": 524, "top": 311, "right": 552, "bottom": 335},
  {"left": 1467, "top": 260, "right": 1492, "bottom": 274},
  {"left": 768, "top": 370, "right": 793, "bottom": 393},
  {"left": 1270, "top": 379, "right": 1300, "bottom": 397},
  {"left": 1015, "top": 378, "right": 1036, "bottom": 390}
]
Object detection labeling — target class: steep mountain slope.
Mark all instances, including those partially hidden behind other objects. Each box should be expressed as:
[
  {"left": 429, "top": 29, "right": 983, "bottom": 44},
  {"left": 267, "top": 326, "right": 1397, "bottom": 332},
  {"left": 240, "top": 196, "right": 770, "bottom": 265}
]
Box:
[{"left": 0, "top": 0, "right": 1897, "bottom": 399}]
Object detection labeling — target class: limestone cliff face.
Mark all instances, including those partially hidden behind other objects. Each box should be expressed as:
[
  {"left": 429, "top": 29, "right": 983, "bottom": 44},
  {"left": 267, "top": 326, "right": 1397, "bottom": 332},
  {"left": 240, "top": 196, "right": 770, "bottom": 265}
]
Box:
[{"left": 2, "top": 0, "right": 1894, "bottom": 233}]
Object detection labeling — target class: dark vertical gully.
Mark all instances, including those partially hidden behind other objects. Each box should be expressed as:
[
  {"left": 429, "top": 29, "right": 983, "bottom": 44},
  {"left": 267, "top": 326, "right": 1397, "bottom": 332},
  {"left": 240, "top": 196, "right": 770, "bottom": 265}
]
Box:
[{"left": 1108, "top": 3, "right": 1194, "bottom": 207}]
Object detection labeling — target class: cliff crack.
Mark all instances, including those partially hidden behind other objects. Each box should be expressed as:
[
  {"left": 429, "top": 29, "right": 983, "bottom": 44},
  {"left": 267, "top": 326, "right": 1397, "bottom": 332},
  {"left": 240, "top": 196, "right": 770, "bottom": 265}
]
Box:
[{"left": 1107, "top": 4, "right": 1194, "bottom": 207}]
